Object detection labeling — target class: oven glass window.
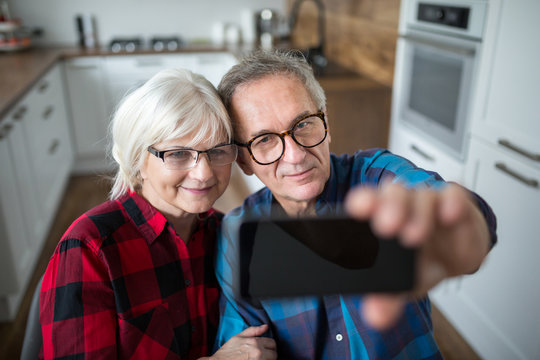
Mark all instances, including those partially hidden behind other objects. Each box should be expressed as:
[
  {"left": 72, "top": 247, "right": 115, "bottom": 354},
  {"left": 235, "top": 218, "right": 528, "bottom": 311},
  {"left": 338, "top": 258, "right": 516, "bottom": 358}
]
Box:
[{"left": 409, "top": 47, "right": 463, "bottom": 131}]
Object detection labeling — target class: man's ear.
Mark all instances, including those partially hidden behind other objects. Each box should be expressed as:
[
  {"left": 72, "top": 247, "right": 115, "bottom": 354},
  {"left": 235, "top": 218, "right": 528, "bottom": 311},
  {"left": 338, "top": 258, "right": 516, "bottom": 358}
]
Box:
[
  {"left": 323, "top": 108, "right": 331, "bottom": 144},
  {"left": 236, "top": 151, "right": 254, "bottom": 176}
]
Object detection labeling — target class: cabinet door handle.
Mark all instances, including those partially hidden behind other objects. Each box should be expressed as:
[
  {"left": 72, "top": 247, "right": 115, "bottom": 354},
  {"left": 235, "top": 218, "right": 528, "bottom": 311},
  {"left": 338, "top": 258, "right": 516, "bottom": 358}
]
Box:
[
  {"left": 42, "top": 106, "right": 54, "bottom": 120},
  {"left": 401, "top": 34, "right": 476, "bottom": 56},
  {"left": 0, "top": 123, "right": 13, "bottom": 139},
  {"left": 68, "top": 64, "right": 98, "bottom": 70},
  {"left": 411, "top": 144, "right": 435, "bottom": 161},
  {"left": 498, "top": 139, "right": 540, "bottom": 162},
  {"left": 49, "top": 139, "right": 60, "bottom": 154},
  {"left": 13, "top": 106, "right": 28, "bottom": 121},
  {"left": 495, "top": 162, "right": 539, "bottom": 188},
  {"left": 38, "top": 81, "right": 50, "bottom": 93}
]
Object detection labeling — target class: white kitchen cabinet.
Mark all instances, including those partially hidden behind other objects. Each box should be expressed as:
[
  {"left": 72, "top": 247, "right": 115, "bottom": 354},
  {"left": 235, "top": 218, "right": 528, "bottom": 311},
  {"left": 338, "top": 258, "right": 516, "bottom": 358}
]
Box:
[
  {"left": 470, "top": 0, "right": 540, "bottom": 170},
  {"left": 22, "top": 64, "right": 74, "bottom": 221},
  {"left": 104, "top": 52, "right": 237, "bottom": 113},
  {"left": 0, "top": 63, "right": 74, "bottom": 320},
  {"left": 104, "top": 53, "right": 198, "bottom": 114},
  {"left": 193, "top": 52, "right": 238, "bottom": 87},
  {"left": 64, "top": 56, "right": 112, "bottom": 173},
  {"left": 0, "top": 110, "right": 33, "bottom": 298},
  {"left": 66, "top": 52, "right": 238, "bottom": 174},
  {"left": 431, "top": 137, "right": 540, "bottom": 359},
  {"left": 389, "top": 122, "right": 465, "bottom": 183},
  {"left": 429, "top": 2, "right": 540, "bottom": 358}
]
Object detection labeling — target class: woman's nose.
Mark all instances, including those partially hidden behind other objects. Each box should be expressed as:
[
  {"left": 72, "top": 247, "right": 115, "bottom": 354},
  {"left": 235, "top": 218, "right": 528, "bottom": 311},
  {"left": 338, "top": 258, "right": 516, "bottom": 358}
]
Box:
[{"left": 190, "top": 154, "right": 214, "bottom": 179}]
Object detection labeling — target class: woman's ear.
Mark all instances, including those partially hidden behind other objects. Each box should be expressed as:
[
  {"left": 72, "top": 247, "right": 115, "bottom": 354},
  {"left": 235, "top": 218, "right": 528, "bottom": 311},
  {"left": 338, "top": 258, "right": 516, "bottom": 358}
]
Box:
[
  {"left": 236, "top": 150, "right": 254, "bottom": 176},
  {"left": 139, "top": 155, "right": 149, "bottom": 180}
]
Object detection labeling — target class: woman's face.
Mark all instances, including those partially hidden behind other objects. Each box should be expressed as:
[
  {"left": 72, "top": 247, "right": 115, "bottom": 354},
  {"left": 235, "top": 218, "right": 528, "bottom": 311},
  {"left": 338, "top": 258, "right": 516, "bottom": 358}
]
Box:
[{"left": 140, "top": 133, "right": 232, "bottom": 218}]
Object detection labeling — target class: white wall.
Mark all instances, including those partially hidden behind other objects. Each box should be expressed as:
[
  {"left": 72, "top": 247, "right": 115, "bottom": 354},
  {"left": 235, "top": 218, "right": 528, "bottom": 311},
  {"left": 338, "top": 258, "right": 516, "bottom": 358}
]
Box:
[{"left": 7, "top": 0, "right": 286, "bottom": 46}]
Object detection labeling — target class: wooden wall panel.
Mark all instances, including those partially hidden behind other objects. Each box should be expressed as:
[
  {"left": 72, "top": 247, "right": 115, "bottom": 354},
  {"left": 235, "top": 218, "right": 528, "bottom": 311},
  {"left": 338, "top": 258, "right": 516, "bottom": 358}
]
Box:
[{"left": 287, "top": 0, "right": 401, "bottom": 87}]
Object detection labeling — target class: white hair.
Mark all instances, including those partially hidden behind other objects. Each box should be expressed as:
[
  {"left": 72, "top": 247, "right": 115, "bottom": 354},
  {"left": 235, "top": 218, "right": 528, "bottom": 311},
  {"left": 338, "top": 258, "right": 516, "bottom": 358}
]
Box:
[{"left": 109, "top": 68, "right": 232, "bottom": 199}]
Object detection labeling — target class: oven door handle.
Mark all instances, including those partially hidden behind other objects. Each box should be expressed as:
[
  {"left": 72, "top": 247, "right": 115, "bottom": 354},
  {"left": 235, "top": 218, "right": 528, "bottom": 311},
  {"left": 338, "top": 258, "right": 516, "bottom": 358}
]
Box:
[{"left": 401, "top": 34, "right": 476, "bottom": 56}]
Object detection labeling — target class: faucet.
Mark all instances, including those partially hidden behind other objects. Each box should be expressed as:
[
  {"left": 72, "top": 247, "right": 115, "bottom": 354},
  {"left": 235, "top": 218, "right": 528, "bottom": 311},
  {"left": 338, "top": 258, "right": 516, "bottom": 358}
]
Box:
[{"left": 289, "top": 0, "right": 327, "bottom": 69}]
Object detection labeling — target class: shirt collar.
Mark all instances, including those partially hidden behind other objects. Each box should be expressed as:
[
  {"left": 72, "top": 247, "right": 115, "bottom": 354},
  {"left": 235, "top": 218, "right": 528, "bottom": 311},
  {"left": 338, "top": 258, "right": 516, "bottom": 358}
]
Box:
[{"left": 118, "top": 192, "right": 168, "bottom": 246}]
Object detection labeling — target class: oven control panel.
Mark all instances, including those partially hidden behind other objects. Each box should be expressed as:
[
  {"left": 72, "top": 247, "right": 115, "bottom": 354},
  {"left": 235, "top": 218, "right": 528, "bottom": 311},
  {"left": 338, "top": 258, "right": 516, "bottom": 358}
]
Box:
[
  {"left": 417, "top": 3, "right": 470, "bottom": 29},
  {"left": 401, "top": 0, "right": 487, "bottom": 40}
]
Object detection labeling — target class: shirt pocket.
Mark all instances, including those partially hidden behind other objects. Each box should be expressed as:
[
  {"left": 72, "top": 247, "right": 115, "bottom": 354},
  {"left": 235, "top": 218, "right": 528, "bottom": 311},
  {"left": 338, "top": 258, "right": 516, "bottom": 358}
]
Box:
[{"left": 117, "top": 304, "right": 181, "bottom": 359}]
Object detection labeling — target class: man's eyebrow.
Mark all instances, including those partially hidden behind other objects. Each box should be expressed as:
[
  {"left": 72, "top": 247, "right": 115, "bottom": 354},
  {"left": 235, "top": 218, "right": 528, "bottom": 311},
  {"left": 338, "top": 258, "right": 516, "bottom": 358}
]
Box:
[{"left": 248, "top": 111, "right": 312, "bottom": 139}]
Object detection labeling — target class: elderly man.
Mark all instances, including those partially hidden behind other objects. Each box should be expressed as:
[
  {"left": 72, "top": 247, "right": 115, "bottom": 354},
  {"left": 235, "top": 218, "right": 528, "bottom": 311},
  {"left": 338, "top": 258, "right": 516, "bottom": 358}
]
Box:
[{"left": 214, "top": 50, "right": 496, "bottom": 359}]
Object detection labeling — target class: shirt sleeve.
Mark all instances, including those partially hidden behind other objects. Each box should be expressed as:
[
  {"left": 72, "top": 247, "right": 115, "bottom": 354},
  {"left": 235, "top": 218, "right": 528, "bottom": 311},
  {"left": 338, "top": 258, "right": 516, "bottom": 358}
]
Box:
[
  {"left": 213, "top": 212, "right": 272, "bottom": 350},
  {"left": 357, "top": 150, "right": 497, "bottom": 247},
  {"left": 40, "top": 236, "right": 117, "bottom": 359}
]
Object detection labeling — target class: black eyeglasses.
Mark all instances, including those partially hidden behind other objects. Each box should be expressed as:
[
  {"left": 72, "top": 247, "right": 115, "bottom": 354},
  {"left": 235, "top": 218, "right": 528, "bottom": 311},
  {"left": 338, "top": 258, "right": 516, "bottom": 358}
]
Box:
[
  {"left": 148, "top": 143, "right": 238, "bottom": 170},
  {"left": 235, "top": 112, "right": 328, "bottom": 165}
]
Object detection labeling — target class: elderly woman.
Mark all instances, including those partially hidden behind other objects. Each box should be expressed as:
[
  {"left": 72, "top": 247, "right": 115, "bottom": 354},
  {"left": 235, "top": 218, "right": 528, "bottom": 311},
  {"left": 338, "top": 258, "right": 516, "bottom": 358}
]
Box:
[{"left": 39, "top": 69, "right": 276, "bottom": 360}]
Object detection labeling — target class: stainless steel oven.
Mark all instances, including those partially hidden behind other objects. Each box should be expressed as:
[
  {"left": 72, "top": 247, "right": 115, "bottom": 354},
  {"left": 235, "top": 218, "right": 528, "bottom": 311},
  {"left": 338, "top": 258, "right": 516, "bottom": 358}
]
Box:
[{"left": 391, "top": 0, "right": 487, "bottom": 161}]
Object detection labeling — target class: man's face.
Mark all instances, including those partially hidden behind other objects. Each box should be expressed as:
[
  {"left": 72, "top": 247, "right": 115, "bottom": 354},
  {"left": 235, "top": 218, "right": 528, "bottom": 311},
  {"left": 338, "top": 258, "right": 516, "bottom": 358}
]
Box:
[{"left": 231, "top": 75, "right": 331, "bottom": 215}]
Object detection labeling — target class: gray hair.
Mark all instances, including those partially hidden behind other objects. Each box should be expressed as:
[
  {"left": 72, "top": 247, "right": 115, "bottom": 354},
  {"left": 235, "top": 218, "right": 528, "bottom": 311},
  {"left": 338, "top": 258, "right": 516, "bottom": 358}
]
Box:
[
  {"left": 109, "top": 68, "right": 232, "bottom": 199},
  {"left": 217, "top": 49, "right": 326, "bottom": 121}
]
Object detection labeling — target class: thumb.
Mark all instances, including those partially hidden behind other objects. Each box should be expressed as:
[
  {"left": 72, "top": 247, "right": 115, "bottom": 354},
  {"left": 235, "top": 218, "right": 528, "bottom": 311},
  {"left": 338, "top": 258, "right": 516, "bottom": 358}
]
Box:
[
  {"left": 362, "top": 294, "right": 407, "bottom": 330},
  {"left": 237, "top": 324, "right": 269, "bottom": 338}
]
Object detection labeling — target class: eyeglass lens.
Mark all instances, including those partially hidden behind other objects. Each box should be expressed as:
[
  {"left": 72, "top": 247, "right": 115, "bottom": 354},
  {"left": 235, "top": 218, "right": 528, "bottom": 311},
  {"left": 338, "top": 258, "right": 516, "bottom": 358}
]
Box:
[
  {"left": 163, "top": 144, "right": 237, "bottom": 170},
  {"left": 249, "top": 115, "right": 326, "bottom": 164}
]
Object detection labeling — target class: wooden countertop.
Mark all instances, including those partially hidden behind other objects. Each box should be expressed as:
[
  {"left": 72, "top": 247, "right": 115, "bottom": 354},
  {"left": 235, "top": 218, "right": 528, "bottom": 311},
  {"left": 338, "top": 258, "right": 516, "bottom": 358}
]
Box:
[
  {"left": 0, "top": 45, "right": 389, "bottom": 120},
  {"left": 0, "top": 48, "right": 65, "bottom": 119}
]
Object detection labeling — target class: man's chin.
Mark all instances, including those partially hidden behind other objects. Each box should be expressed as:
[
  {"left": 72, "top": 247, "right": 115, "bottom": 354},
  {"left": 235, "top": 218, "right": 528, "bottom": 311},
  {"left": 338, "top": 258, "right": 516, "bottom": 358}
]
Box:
[{"left": 276, "top": 182, "right": 325, "bottom": 206}]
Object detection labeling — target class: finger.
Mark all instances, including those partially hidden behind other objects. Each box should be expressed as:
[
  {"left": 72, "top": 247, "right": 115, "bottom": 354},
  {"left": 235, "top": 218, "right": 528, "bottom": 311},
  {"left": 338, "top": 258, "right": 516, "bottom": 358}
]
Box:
[
  {"left": 255, "top": 347, "right": 278, "bottom": 360},
  {"left": 362, "top": 294, "right": 407, "bottom": 330},
  {"left": 372, "top": 183, "right": 410, "bottom": 238},
  {"left": 401, "top": 188, "right": 437, "bottom": 247},
  {"left": 345, "top": 186, "right": 377, "bottom": 220},
  {"left": 237, "top": 324, "right": 269, "bottom": 338},
  {"left": 256, "top": 337, "right": 277, "bottom": 350},
  {"left": 439, "top": 184, "right": 470, "bottom": 226}
]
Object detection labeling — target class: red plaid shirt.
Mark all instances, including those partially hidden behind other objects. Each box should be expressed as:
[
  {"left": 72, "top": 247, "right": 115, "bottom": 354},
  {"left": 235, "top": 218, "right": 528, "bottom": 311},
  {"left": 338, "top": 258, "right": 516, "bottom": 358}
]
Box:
[{"left": 40, "top": 192, "right": 221, "bottom": 359}]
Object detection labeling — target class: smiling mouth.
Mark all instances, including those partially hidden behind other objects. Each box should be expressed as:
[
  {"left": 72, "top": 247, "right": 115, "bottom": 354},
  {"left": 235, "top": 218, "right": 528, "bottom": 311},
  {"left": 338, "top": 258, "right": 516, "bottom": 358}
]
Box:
[
  {"left": 285, "top": 168, "right": 313, "bottom": 179},
  {"left": 182, "top": 186, "right": 213, "bottom": 194}
]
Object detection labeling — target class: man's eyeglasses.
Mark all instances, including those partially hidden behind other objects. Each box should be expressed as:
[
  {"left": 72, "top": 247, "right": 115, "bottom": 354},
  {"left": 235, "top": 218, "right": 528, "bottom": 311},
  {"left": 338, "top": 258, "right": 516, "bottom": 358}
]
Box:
[
  {"left": 148, "top": 143, "right": 238, "bottom": 170},
  {"left": 235, "top": 112, "right": 328, "bottom": 165}
]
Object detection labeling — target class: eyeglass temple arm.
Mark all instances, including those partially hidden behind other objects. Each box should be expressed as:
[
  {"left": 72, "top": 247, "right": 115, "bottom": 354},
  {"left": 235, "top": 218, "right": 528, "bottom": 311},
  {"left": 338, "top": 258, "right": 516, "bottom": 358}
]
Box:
[{"left": 234, "top": 140, "right": 249, "bottom": 147}]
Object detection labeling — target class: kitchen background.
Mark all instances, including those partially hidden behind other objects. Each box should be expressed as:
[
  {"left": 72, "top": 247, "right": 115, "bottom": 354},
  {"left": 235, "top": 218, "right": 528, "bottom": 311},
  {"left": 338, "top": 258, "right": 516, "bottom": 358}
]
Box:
[
  {"left": 1, "top": 0, "right": 539, "bottom": 359},
  {"left": 7, "top": 0, "right": 400, "bottom": 86}
]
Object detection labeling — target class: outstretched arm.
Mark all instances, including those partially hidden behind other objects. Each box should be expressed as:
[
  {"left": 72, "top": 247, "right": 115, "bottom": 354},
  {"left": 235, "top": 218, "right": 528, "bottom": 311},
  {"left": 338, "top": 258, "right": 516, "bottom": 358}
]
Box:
[{"left": 345, "top": 181, "right": 495, "bottom": 329}]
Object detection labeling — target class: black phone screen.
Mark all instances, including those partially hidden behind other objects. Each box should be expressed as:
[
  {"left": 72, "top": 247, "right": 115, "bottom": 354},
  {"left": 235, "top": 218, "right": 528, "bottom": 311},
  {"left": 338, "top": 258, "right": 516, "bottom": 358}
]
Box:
[{"left": 239, "top": 216, "right": 416, "bottom": 299}]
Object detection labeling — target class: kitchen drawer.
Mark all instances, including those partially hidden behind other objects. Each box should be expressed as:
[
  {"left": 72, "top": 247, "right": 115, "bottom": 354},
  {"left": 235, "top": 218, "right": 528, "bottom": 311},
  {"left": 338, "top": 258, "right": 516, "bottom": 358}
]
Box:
[
  {"left": 389, "top": 122, "right": 466, "bottom": 183},
  {"left": 20, "top": 64, "right": 74, "bottom": 216},
  {"left": 104, "top": 53, "right": 198, "bottom": 77},
  {"left": 432, "top": 136, "right": 540, "bottom": 359}
]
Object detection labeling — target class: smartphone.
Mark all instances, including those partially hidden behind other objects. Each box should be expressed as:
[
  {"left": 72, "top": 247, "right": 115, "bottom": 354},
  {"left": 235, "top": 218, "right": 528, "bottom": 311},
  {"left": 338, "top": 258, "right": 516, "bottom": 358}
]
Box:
[{"left": 238, "top": 216, "right": 416, "bottom": 299}]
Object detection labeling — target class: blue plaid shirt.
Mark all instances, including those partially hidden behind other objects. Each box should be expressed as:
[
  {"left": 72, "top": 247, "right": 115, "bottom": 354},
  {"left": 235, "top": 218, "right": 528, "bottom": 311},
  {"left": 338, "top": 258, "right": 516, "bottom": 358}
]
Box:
[{"left": 215, "top": 149, "right": 497, "bottom": 359}]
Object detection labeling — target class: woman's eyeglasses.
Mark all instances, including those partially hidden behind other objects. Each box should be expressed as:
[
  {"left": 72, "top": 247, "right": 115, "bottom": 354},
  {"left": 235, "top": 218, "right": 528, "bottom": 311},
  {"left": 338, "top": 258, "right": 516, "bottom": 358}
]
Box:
[{"left": 148, "top": 143, "right": 238, "bottom": 170}]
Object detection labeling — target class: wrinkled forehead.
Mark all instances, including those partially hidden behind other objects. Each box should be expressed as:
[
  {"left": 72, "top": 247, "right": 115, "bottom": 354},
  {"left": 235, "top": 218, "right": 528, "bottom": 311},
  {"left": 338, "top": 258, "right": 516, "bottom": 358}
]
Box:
[{"left": 230, "top": 75, "right": 316, "bottom": 140}]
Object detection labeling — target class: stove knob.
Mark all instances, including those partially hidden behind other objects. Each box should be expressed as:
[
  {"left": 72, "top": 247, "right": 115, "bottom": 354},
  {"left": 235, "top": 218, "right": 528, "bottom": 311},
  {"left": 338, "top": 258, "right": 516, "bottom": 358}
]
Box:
[
  {"left": 167, "top": 41, "right": 178, "bottom": 51},
  {"left": 153, "top": 40, "right": 165, "bottom": 51},
  {"left": 111, "top": 42, "right": 122, "bottom": 53},
  {"left": 125, "top": 42, "right": 136, "bottom": 52}
]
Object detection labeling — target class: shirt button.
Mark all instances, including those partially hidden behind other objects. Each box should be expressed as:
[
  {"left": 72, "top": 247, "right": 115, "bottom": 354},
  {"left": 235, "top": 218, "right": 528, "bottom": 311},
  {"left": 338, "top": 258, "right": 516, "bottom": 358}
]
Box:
[
  {"left": 336, "top": 333, "right": 343, "bottom": 341},
  {"left": 185, "top": 279, "right": 191, "bottom": 286}
]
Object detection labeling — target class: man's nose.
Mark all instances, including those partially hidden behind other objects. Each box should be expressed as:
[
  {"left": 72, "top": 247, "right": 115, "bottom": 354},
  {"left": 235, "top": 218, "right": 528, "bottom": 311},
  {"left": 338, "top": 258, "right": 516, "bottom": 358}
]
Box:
[{"left": 281, "top": 135, "right": 306, "bottom": 164}]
